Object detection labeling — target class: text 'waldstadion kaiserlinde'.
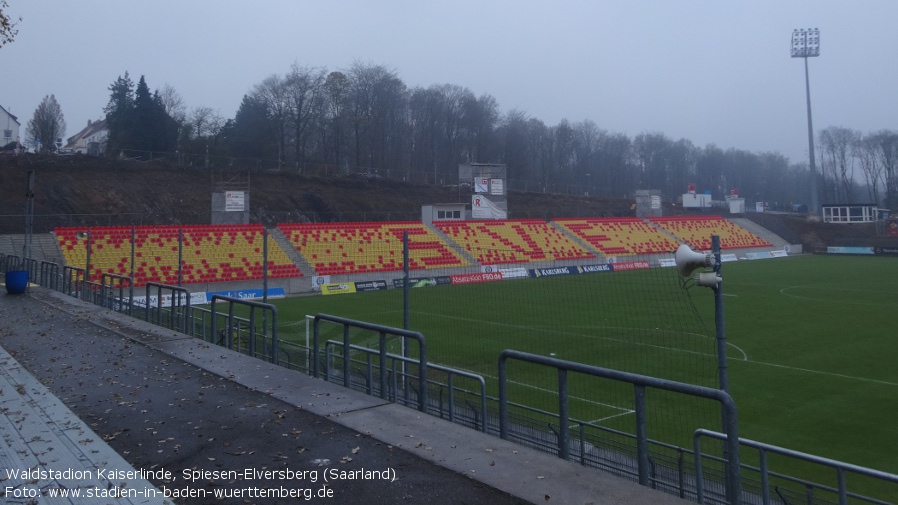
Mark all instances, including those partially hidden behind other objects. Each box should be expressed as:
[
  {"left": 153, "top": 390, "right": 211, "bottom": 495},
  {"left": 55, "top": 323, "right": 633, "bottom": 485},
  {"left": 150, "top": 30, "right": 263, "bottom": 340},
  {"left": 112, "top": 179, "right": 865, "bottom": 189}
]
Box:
[{"left": 4, "top": 466, "right": 397, "bottom": 501}]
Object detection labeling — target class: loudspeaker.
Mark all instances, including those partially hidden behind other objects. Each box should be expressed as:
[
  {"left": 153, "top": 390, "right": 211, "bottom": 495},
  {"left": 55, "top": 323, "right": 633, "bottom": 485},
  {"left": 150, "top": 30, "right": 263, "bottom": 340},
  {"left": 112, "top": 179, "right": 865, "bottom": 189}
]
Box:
[{"left": 674, "top": 244, "right": 714, "bottom": 277}]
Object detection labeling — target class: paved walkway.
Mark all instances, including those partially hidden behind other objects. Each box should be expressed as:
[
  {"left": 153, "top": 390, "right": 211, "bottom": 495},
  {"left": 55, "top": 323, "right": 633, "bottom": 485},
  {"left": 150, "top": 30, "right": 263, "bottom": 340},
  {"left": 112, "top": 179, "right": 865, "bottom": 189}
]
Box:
[{"left": 0, "top": 285, "right": 689, "bottom": 505}]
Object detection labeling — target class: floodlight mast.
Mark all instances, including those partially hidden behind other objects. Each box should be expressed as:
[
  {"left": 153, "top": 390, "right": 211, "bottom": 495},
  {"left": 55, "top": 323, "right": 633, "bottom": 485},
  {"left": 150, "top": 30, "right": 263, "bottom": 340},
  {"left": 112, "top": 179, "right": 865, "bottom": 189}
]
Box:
[{"left": 792, "top": 28, "right": 821, "bottom": 218}]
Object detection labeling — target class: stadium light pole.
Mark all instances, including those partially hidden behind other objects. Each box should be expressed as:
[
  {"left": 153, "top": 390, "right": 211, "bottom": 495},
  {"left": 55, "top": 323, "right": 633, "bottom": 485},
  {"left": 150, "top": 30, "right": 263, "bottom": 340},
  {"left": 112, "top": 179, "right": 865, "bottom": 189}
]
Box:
[{"left": 792, "top": 28, "right": 821, "bottom": 218}]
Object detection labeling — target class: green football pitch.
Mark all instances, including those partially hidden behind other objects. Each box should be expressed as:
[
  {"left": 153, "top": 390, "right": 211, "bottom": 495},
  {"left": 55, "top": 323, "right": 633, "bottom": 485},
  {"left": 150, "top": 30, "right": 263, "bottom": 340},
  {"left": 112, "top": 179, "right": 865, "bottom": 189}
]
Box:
[{"left": 267, "top": 254, "right": 898, "bottom": 496}]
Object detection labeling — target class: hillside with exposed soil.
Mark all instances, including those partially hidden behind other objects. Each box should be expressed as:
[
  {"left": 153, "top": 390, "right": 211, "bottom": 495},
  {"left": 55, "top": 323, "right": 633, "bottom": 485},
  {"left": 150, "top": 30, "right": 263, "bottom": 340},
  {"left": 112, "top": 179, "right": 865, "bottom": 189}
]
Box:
[
  {"left": 0, "top": 154, "right": 636, "bottom": 232},
  {"left": 0, "top": 154, "right": 888, "bottom": 253}
]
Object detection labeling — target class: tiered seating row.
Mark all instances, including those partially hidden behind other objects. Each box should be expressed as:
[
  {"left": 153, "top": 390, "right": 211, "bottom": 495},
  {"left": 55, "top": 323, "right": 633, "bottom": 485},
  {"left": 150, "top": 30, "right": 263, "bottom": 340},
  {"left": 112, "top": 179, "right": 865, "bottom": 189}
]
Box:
[
  {"left": 55, "top": 218, "right": 773, "bottom": 283},
  {"left": 433, "top": 219, "right": 593, "bottom": 266},
  {"left": 648, "top": 216, "right": 772, "bottom": 250},
  {"left": 55, "top": 225, "right": 302, "bottom": 287},
  {"left": 278, "top": 221, "right": 470, "bottom": 276},
  {"left": 553, "top": 217, "right": 681, "bottom": 256}
]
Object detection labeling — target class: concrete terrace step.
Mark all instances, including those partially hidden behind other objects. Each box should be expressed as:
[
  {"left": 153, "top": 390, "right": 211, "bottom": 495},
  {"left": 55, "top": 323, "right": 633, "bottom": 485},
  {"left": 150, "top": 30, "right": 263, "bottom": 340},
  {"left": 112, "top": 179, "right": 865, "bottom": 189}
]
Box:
[{"left": 0, "top": 344, "right": 170, "bottom": 504}]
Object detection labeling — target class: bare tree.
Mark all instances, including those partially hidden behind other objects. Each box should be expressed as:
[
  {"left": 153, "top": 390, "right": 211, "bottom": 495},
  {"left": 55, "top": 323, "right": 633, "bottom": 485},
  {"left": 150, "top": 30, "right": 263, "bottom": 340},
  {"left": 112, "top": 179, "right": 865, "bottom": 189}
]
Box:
[
  {"left": 869, "top": 130, "right": 898, "bottom": 209},
  {"left": 285, "top": 64, "right": 326, "bottom": 164},
  {"left": 818, "top": 126, "right": 859, "bottom": 202},
  {"left": 26, "top": 94, "right": 66, "bottom": 152},
  {"left": 186, "top": 106, "right": 223, "bottom": 139},
  {"left": 0, "top": 0, "right": 20, "bottom": 48},
  {"left": 253, "top": 74, "right": 290, "bottom": 165},
  {"left": 158, "top": 83, "right": 187, "bottom": 124},
  {"left": 321, "top": 71, "right": 350, "bottom": 166},
  {"left": 855, "top": 134, "right": 884, "bottom": 205}
]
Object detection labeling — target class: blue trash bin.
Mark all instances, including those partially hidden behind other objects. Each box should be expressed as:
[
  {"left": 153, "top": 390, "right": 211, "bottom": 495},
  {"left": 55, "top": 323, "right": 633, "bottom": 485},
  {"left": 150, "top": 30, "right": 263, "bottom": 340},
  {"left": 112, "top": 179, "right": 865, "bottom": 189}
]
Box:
[{"left": 5, "top": 270, "right": 29, "bottom": 294}]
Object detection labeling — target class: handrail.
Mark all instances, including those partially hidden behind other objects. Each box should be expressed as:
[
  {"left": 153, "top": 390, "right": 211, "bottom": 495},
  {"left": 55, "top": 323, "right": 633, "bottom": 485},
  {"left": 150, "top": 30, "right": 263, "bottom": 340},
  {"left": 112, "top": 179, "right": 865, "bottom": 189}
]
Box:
[
  {"left": 312, "top": 314, "right": 427, "bottom": 413},
  {"left": 322, "top": 339, "right": 486, "bottom": 431},
  {"left": 210, "top": 295, "right": 279, "bottom": 364},
  {"left": 498, "top": 349, "right": 741, "bottom": 504},
  {"left": 694, "top": 428, "right": 898, "bottom": 505}
]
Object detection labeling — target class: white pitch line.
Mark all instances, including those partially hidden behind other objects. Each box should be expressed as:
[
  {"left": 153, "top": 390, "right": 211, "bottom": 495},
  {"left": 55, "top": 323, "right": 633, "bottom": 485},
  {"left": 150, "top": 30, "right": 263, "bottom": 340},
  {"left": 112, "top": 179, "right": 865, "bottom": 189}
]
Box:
[
  {"left": 736, "top": 359, "right": 898, "bottom": 387},
  {"left": 473, "top": 370, "right": 633, "bottom": 413},
  {"left": 589, "top": 410, "right": 637, "bottom": 424},
  {"left": 417, "top": 310, "right": 750, "bottom": 361}
]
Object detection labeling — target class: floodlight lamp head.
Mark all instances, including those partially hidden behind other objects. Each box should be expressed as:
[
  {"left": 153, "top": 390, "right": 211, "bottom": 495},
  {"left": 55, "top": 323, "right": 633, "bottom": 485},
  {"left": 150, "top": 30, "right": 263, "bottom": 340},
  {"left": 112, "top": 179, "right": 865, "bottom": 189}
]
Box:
[{"left": 674, "top": 244, "right": 715, "bottom": 278}]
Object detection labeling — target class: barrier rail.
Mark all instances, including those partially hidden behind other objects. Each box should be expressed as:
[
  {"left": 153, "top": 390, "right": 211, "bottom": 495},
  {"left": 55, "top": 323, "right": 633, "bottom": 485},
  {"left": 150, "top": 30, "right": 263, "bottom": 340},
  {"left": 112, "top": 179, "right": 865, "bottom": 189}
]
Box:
[
  {"left": 62, "top": 266, "right": 84, "bottom": 298},
  {"left": 322, "top": 340, "right": 486, "bottom": 431},
  {"left": 210, "top": 295, "right": 278, "bottom": 364},
  {"left": 498, "top": 349, "right": 741, "bottom": 504},
  {"left": 694, "top": 429, "right": 898, "bottom": 505},
  {"left": 144, "top": 282, "right": 191, "bottom": 332},
  {"left": 100, "top": 273, "right": 133, "bottom": 314},
  {"left": 39, "top": 261, "right": 60, "bottom": 291},
  {"left": 312, "top": 314, "right": 428, "bottom": 413}
]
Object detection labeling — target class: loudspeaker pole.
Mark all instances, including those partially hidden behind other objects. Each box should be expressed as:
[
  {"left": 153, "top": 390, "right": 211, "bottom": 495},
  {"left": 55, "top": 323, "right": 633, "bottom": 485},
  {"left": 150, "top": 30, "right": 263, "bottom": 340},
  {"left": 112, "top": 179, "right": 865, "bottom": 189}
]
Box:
[{"left": 711, "top": 235, "right": 728, "bottom": 394}]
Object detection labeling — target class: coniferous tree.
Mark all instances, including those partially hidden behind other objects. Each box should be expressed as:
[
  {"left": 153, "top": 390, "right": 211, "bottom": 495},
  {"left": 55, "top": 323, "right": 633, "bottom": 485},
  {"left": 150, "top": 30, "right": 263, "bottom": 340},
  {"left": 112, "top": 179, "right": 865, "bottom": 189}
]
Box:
[
  {"left": 104, "top": 73, "right": 135, "bottom": 152},
  {"left": 222, "top": 94, "right": 275, "bottom": 159},
  {"left": 104, "top": 73, "right": 177, "bottom": 154}
]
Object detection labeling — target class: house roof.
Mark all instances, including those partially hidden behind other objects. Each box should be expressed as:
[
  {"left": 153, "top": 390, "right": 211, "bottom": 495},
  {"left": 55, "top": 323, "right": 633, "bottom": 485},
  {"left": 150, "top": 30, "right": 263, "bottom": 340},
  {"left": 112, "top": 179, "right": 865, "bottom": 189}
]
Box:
[
  {"left": 65, "top": 119, "right": 108, "bottom": 146},
  {"left": 0, "top": 104, "right": 20, "bottom": 125}
]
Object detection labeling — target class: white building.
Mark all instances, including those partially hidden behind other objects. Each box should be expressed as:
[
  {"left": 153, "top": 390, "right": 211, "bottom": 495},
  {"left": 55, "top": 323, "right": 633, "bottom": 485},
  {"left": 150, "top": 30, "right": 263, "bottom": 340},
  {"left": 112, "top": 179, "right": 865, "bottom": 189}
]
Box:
[
  {"left": 64, "top": 119, "right": 108, "bottom": 155},
  {"left": 1, "top": 104, "right": 21, "bottom": 148}
]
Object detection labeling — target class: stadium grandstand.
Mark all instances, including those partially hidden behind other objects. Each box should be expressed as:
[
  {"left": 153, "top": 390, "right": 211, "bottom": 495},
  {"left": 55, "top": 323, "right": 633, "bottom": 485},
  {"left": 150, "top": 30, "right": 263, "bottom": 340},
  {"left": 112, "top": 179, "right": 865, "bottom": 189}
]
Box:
[
  {"left": 50, "top": 216, "right": 775, "bottom": 286},
  {"left": 55, "top": 224, "right": 301, "bottom": 286},
  {"left": 278, "top": 221, "right": 470, "bottom": 276},
  {"left": 553, "top": 217, "right": 682, "bottom": 256},
  {"left": 433, "top": 218, "right": 594, "bottom": 265},
  {"left": 648, "top": 215, "right": 773, "bottom": 250}
]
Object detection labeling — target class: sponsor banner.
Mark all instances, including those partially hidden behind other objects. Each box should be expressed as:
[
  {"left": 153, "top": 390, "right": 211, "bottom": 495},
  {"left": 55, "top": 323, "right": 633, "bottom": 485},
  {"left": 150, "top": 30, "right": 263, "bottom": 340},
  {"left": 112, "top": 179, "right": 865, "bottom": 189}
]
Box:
[
  {"left": 874, "top": 246, "right": 898, "bottom": 256},
  {"left": 321, "top": 283, "right": 357, "bottom": 295},
  {"left": 207, "top": 288, "right": 286, "bottom": 302},
  {"left": 481, "top": 265, "right": 528, "bottom": 279},
  {"left": 826, "top": 246, "right": 875, "bottom": 255},
  {"left": 529, "top": 266, "right": 578, "bottom": 278},
  {"left": 132, "top": 291, "right": 208, "bottom": 309},
  {"left": 312, "top": 275, "right": 330, "bottom": 291},
  {"left": 610, "top": 261, "right": 651, "bottom": 271},
  {"left": 354, "top": 280, "right": 388, "bottom": 292},
  {"left": 721, "top": 254, "right": 739, "bottom": 262},
  {"left": 225, "top": 191, "right": 245, "bottom": 211},
  {"left": 577, "top": 263, "right": 612, "bottom": 274},
  {"left": 499, "top": 267, "right": 529, "bottom": 279},
  {"left": 745, "top": 252, "right": 773, "bottom": 260},
  {"left": 770, "top": 250, "right": 789, "bottom": 258},
  {"left": 471, "top": 195, "right": 507, "bottom": 219},
  {"left": 657, "top": 258, "right": 677, "bottom": 268},
  {"left": 392, "top": 276, "right": 452, "bottom": 288},
  {"left": 450, "top": 272, "right": 504, "bottom": 284}
]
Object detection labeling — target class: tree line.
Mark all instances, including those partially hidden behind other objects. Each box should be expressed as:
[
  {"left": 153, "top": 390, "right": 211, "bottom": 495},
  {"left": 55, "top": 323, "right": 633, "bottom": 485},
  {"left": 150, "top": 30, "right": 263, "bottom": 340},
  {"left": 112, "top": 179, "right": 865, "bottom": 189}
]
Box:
[{"left": 48, "top": 62, "right": 898, "bottom": 210}]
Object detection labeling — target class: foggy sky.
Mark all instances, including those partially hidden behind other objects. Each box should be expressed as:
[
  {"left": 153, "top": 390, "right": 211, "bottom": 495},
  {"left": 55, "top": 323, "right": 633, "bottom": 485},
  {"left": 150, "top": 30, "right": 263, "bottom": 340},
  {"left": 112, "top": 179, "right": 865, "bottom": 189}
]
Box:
[{"left": 2, "top": 1, "right": 897, "bottom": 164}]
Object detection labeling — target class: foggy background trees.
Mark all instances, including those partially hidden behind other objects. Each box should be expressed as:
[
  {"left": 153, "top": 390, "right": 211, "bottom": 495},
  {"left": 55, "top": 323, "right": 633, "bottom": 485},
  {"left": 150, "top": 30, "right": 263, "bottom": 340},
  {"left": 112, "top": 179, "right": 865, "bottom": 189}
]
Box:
[{"left": 96, "top": 62, "right": 895, "bottom": 210}]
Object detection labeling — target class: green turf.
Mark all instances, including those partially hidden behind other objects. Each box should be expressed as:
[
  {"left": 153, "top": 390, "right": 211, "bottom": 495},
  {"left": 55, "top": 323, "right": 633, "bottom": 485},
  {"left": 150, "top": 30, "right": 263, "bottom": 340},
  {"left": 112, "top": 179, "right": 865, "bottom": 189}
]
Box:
[{"left": 268, "top": 254, "right": 898, "bottom": 499}]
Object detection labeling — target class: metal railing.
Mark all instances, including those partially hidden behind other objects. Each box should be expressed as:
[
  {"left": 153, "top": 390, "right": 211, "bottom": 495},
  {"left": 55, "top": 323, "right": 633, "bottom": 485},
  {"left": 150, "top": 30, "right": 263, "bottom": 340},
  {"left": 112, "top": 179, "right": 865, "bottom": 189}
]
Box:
[
  {"left": 694, "top": 429, "right": 898, "bottom": 505},
  {"left": 312, "top": 314, "right": 428, "bottom": 413},
  {"left": 209, "top": 295, "right": 278, "bottom": 364},
  {"left": 100, "top": 273, "right": 134, "bottom": 314},
  {"left": 321, "top": 339, "right": 487, "bottom": 432},
  {"left": 498, "top": 349, "right": 741, "bottom": 505},
  {"left": 143, "top": 282, "right": 191, "bottom": 332}
]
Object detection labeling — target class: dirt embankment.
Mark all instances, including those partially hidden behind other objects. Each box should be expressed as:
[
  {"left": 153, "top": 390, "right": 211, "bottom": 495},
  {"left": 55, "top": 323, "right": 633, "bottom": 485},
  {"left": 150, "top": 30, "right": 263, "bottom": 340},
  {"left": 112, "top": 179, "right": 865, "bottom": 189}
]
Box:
[
  {"left": 0, "top": 154, "right": 632, "bottom": 231},
  {"left": 0, "top": 154, "right": 887, "bottom": 251}
]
